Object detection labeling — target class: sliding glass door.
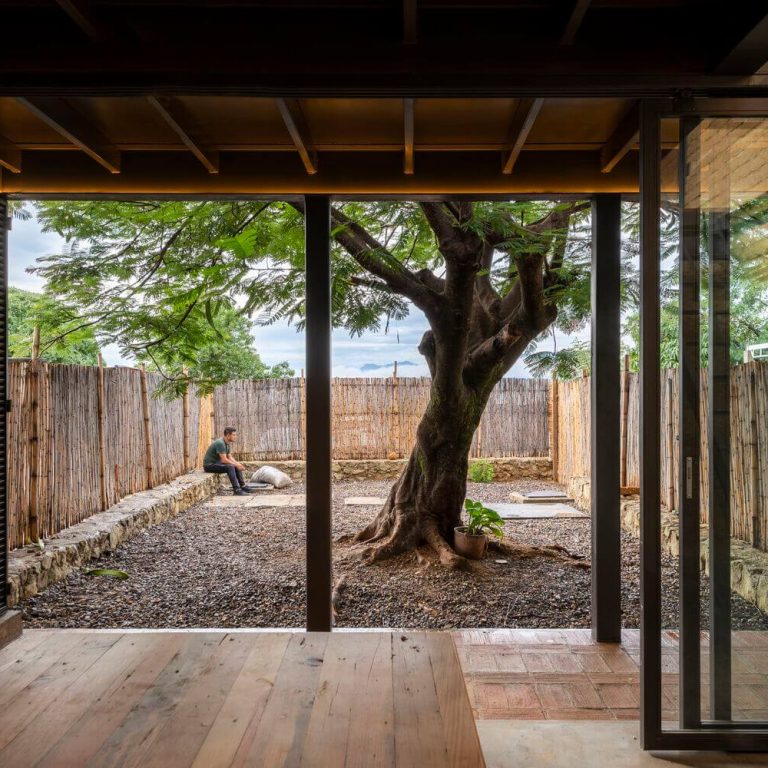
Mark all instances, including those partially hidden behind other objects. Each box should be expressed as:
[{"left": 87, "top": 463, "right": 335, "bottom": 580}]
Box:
[{"left": 640, "top": 100, "right": 768, "bottom": 750}]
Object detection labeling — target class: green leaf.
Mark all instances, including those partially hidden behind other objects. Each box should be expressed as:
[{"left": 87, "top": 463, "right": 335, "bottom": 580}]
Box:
[{"left": 85, "top": 568, "right": 129, "bottom": 580}]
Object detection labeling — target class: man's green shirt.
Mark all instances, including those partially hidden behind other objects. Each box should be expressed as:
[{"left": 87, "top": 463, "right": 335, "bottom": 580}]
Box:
[{"left": 203, "top": 438, "right": 230, "bottom": 467}]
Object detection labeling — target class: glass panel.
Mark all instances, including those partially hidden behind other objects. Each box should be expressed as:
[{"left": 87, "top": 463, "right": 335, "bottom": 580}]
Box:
[{"left": 681, "top": 117, "right": 768, "bottom": 727}]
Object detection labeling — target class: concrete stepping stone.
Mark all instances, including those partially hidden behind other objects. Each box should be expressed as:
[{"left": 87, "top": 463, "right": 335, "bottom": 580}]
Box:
[
  {"left": 509, "top": 489, "right": 575, "bottom": 504},
  {"left": 202, "top": 494, "right": 306, "bottom": 508},
  {"left": 343, "top": 497, "right": 387, "bottom": 506},
  {"left": 487, "top": 502, "right": 587, "bottom": 520}
]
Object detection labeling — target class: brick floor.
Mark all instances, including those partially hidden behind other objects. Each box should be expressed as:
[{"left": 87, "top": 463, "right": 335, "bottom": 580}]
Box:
[{"left": 454, "top": 628, "right": 768, "bottom": 723}]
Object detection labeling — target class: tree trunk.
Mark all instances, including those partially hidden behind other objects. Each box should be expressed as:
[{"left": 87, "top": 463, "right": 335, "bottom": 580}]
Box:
[{"left": 353, "top": 385, "right": 487, "bottom": 567}]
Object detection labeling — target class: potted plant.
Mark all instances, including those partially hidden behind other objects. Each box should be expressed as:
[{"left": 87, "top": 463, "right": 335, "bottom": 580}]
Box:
[{"left": 454, "top": 499, "right": 504, "bottom": 559}]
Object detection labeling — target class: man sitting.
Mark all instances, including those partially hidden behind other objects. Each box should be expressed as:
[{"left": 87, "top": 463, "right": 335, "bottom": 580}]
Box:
[{"left": 203, "top": 426, "right": 251, "bottom": 495}]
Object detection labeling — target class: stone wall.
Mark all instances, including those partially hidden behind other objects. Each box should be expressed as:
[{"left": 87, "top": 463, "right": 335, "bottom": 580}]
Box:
[
  {"left": 241, "top": 456, "right": 552, "bottom": 483},
  {"left": 7, "top": 472, "right": 219, "bottom": 607}
]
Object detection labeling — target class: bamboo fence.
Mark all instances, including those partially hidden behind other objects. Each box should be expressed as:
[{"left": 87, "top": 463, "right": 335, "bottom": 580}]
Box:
[
  {"left": 212, "top": 376, "right": 551, "bottom": 461},
  {"left": 553, "top": 360, "right": 768, "bottom": 551},
  {"left": 7, "top": 360, "right": 210, "bottom": 550}
]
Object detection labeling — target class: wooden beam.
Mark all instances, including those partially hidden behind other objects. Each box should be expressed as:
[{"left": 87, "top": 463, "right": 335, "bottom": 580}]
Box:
[
  {"left": 600, "top": 101, "right": 639, "bottom": 174},
  {"left": 403, "top": 98, "right": 414, "bottom": 175},
  {"left": 15, "top": 98, "right": 120, "bottom": 174},
  {"left": 561, "top": 0, "right": 591, "bottom": 45},
  {"left": 55, "top": 0, "right": 112, "bottom": 45},
  {"left": 147, "top": 96, "right": 219, "bottom": 174},
  {"left": 0, "top": 134, "right": 22, "bottom": 174},
  {"left": 275, "top": 98, "right": 318, "bottom": 175},
  {"left": 403, "top": 0, "right": 418, "bottom": 45},
  {"left": 501, "top": 98, "right": 543, "bottom": 175},
  {"left": 716, "top": 12, "right": 768, "bottom": 74}
]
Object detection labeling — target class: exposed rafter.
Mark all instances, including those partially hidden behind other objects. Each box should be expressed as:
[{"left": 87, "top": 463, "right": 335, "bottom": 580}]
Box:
[
  {"left": 403, "top": 98, "right": 415, "bottom": 175},
  {"left": 599, "top": 101, "right": 639, "bottom": 174},
  {"left": 501, "top": 98, "right": 543, "bottom": 175},
  {"left": 403, "top": 0, "right": 418, "bottom": 45},
  {"left": 147, "top": 96, "right": 219, "bottom": 174},
  {"left": 16, "top": 98, "right": 120, "bottom": 174},
  {"left": 716, "top": 12, "right": 768, "bottom": 74},
  {"left": 0, "top": 134, "right": 22, "bottom": 174},
  {"left": 560, "top": 0, "right": 591, "bottom": 45},
  {"left": 55, "top": 0, "right": 112, "bottom": 45},
  {"left": 276, "top": 98, "right": 318, "bottom": 175}
]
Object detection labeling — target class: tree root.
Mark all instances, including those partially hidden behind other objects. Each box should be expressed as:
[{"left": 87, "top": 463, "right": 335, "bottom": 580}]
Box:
[{"left": 487, "top": 539, "right": 590, "bottom": 569}]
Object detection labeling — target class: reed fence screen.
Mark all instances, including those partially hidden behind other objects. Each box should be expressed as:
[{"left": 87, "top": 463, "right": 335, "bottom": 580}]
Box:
[
  {"left": 212, "top": 376, "right": 551, "bottom": 461},
  {"left": 552, "top": 361, "right": 768, "bottom": 551},
  {"left": 8, "top": 360, "right": 213, "bottom": 549}
]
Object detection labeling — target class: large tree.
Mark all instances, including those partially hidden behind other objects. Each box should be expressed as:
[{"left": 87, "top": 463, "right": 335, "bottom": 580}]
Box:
[{"left": 35, "top": 199, "right": 595, "bottom": 565}]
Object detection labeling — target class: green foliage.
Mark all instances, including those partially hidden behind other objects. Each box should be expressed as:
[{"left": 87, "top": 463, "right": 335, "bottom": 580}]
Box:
[
  {"left": 32, "top": 199, "right": 593, "bottom": 389},
  {"left": 9, "top": 286, "right": 100, "bottom": 365},
  {"left": 524, "top": 339, "right": 591, "bottom": 380},
  {"left": 138, "top": 303, "right": 294, "bottom": 397},
  {"left": 468, "top": 459, "right": 494, "bottom": 483},
  {"left": 463, "top": 499, "right": 504, "bottom": 538}
]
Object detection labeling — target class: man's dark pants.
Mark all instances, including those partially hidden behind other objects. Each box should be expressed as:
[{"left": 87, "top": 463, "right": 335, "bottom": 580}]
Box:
[{"left": 204, "top": 462, "right": 246, "bottom": 491}]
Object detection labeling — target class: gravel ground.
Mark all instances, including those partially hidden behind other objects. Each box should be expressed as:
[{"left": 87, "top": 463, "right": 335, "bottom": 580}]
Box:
[{"left": 20, "top": 479, "right": 768, "bottom": 631}]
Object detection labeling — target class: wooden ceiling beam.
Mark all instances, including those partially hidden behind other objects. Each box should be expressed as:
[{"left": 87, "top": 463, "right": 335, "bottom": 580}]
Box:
[
  {"left": 0, "top": 134, "right": 22, "bottom": 174},
  {"left": 147, "top": 96, "right": 219, "bottom": 174},
  {"left": 501, "top": 98, "right": 543, "bottom": 175},
  {"left": 403, "top": 0, "right": 418, "bottom": 45},
  {"left": 716, "top": 12, "right": 768, "bottom": 74},
  {"left": 16, "top": 98, "right": 120, "bottom": 173},
  {"left": 599, "top": 101, "right": 639, "bottom": 173},
  {"left": 276, "top": 98, "right": 318, "bottom": 175},
  {"left": 55, "top": 0, "right": 113, "bottom": 45},
  {"left": 560, "top": 0, "right": 591, "bottom": 46},
  {"left": 403, "top": 98, "right": 414, "bottom": 175}
]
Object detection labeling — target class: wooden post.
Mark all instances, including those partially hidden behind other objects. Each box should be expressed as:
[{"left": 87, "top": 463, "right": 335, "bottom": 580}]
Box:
[
  {"left": 666, "top": 374, "right": 675, "bottom": 511},
  {"left": 620, "top": 354, "right": 631, "bottom": 488},
  {"left": 550, "top": 371, "right": 559, "bottom": 482},
  {"left": 139, "top": 364, "right": 154, "bottom": 488},
  {"left": 182, "top": 367, "right": 190, "bottom": 471},
  {"left": 26, "top": 327, "right": 41, "bottom": 542},
  {"left": 96, "top": 353, "right": 108, "bottom": 510},
  {"left": 391, "top": 361, "right": 401, "bottom": 458},
  {"left": 749, "top": 367, "right": 762, "bottom": 549}
]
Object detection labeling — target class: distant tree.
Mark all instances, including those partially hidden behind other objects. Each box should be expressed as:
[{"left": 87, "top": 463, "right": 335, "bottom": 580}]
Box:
[
  {"left": 138, "top": 304, "right": 294, "bottom": 396},
  {"left": 8, "top": 286, "right": 100, "bottom": 365}
]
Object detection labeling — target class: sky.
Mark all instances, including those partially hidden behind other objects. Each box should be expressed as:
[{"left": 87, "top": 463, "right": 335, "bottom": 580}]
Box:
[{"left": 8, "top": 211, "right": 581, "bottom": 377}]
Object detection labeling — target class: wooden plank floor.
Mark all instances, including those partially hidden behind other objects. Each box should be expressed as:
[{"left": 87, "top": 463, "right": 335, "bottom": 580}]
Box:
[{"left": 0, "top": 630, "right": 484, "bottom": 768}]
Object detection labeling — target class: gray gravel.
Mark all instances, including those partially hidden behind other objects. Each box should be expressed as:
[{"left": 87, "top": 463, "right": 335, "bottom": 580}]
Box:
[{"left": 20, "top": 479, "right": 768, "bottom": 631}]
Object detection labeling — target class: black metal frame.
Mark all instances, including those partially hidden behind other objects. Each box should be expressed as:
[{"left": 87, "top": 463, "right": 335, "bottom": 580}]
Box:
[
  {"left": 0, "top": 195, "right": 6, "bottom": 617},
  {"left": 590, "top": 193, "right": 622, "bottom": 643},
  {"left": 640, "top": 97, "right": 768, "bottom": 751}
]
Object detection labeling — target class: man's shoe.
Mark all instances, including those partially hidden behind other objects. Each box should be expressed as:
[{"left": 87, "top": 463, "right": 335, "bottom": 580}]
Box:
[
  {"left": 233, "top": 488, "right": 248, "bottom": 496},
  {"left": 239, "top": 486, "right": 256, "bottom": 493}
]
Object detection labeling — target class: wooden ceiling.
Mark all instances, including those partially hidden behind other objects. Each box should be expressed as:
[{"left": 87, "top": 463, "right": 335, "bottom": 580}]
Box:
[{"left": 0, "top": 1, "right": 766, "bottom": 194}]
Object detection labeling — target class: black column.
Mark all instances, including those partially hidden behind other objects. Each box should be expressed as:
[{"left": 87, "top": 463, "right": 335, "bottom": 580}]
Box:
[
  {"left": 0, "top": 197, "right": 7, "bottom": 617},
  {"left": 590, "top": 193, "right": 622, "bottom": 643},
  {"left": 304, "top": 195, "right": 333, "bottom": 633}
]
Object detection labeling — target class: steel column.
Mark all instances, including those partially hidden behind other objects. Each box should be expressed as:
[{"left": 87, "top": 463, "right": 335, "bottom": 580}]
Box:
[
  {"left": 639, "top": 100, "right": 662, "bottom": 748},
  {"left": 590, "top": 193, "right": 622, "bottom": 643},
  {"left": 304, "top": 194, "right": 333, "bottom": 632},
  {"left": 678, "top": 117, "right": 702, "bottom": 728},
  {"left": 0, "top": 197, "right": 7, "bottom": 617},
  {"left": 707, "top": 132, "right": 732, "bottom": 721}
]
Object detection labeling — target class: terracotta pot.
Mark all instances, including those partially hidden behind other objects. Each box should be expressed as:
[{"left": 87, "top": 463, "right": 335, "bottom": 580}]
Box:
[{"left": 453, "top": 526, "right": 487, "bottom": 560}]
